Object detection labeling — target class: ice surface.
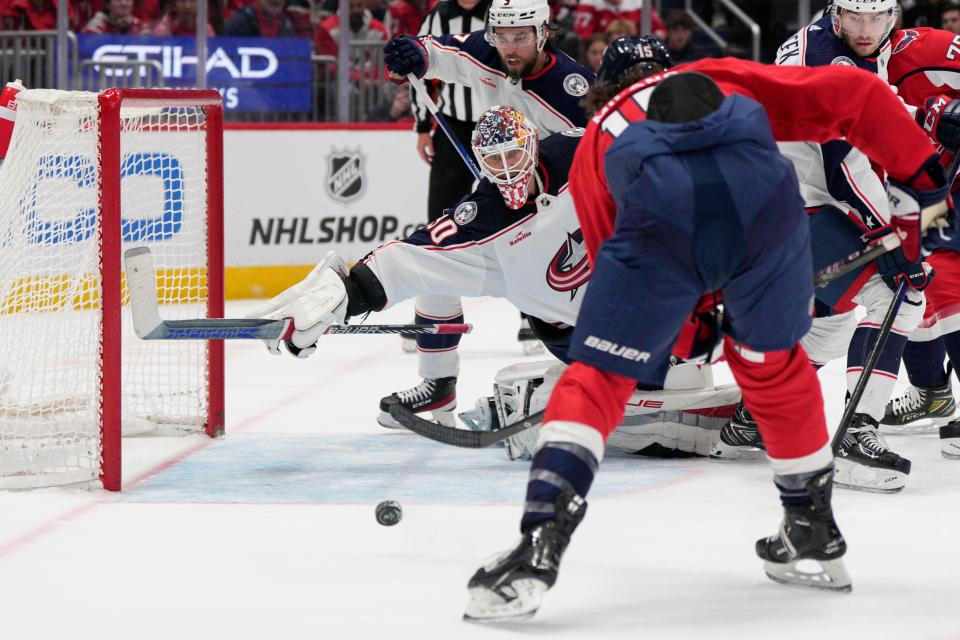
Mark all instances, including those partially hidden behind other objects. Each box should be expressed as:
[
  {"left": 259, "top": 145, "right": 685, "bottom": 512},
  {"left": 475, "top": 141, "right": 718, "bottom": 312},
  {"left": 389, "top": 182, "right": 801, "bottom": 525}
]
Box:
[{"left": 0, "top": 297, "right": 957, "bottom": 640}]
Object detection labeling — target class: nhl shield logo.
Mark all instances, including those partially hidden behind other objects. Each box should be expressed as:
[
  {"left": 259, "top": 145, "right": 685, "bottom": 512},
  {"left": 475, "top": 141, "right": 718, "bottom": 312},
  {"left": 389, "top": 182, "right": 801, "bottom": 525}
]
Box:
[{"left": 326, "top": 149, "right": 366, "bottom": 202}]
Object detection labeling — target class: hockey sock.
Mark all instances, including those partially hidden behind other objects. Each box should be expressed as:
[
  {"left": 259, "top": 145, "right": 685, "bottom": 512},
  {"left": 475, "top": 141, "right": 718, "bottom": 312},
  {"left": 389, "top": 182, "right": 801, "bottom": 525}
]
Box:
[
  {"left": 775, "top": 464, "right": 834, "bottom": 509},
  {"left": 901, "top": 338, "right": 948, "bottom": 388},
  {"left": 520, "top": 441, "right": 598, "bottom": 532},
  {"left": 846, "top": 326, "right": 909, "bottom": 420},
  {"left": 414, "top": 310, "right": 464, "bottom": 352},
  {"left": 942, "top": 330, "right": 960, "bottom": 385}
]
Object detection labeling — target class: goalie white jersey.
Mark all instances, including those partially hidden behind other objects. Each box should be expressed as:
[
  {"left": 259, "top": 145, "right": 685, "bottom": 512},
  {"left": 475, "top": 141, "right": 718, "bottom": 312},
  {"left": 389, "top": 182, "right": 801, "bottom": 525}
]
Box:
[{"left": 360, "top": 129, "right": 589, "bottom": 326}]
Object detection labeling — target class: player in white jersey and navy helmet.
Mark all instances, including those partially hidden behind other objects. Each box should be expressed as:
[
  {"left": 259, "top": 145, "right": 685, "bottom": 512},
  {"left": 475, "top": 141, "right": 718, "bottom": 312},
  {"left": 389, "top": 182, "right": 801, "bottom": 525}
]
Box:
[
  {"left": 713, "top": 0, "right": 929, "bottom": 494},
  {"left": 251, "top": 88, "right": 739, "bottom": 460},
  {"left": 380, "top": 0, "right": 596, "bottom": 431}
]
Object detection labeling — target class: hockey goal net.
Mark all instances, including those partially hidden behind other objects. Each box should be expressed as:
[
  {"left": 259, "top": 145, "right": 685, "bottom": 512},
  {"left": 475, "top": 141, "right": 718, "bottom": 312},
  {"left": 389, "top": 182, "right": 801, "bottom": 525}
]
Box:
[{"left": 0, "top": 89, "right": 224, "bottom": 491}]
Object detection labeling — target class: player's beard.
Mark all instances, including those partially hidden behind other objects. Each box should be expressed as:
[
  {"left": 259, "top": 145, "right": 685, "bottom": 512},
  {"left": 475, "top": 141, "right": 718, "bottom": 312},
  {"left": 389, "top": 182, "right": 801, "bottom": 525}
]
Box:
[{"left": 500, "top": 51, "right": 538, "bottom": 79}]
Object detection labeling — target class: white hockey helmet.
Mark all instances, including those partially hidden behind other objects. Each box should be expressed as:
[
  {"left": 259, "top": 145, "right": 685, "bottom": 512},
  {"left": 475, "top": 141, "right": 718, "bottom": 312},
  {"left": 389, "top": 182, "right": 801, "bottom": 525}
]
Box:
[
  {"left": 471, "top": 105, "right": 540, "bottom": 210},
  {"left": 485, "top": 0, "right": 551, "bottom": 51},
  {"left": 830, "top": 0, "right": 898, "bottom": 41}
]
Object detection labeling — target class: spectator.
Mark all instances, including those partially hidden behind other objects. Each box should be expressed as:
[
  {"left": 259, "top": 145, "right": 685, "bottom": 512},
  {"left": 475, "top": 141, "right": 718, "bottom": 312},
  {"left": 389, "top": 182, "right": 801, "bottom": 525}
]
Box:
[
  {"left": 663, "top": 9, "right": 702, "bottom": 63},
  {"left": 580, "top": 32, "right": 606, "bottom": 74},
  {"left": 904, "top": 0, "right": 947, "bottom": 27},
  {"left": 72, "top": 0, "right": 100, "bottom": 31},
  {"left": 572, "top": 0, "right": 664, "bottom": 42},
  {"left": 320, "top": 0, "right": 386, "bottom": 21},
  {"left": 318, "top": 0, "right": 388, "bottom": 48},
  {"left": 387, "top": 0, "right": 432, "bottom": 35},
  {"left": 223, "top": 0, "right": 297, "bottom": 35},
  {"left": 604, "top": 16, "right": 635, "bottom": 41},
  {"left": 942, "top": 3, "right": 960, "bottom": 34},
  {"left": 149, "top": 0, "right": 214, "bottom": 33},
  {"left": 83, "top": 0, "right": 142, "bottom": 32},
  {"left": 1, "top": 0, "right": 71, "bottom": 30},
  {"left": 366, "top": 82, "right": 413, "bottom": 121}
]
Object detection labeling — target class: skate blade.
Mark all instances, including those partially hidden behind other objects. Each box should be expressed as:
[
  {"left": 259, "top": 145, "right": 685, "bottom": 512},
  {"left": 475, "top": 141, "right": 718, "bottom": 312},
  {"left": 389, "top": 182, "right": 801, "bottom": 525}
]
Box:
[
  {"left": 376, "top": 410, "right": 456, "bottom": 430},
  {"left": 880, "top": 421, "right": 944, "bottom": 435},
  {"left": 463, "top": 581, "right": 545, "bottom": 623},
  {"left": 764, "top": 559, "right": 852, "bottom": 593},
  {"left": 941, "top": 440, "right": 960, "bottom": 460},
  {"left": 833, "top": 458, "right": 906, "bottom": 494},
  {"left": 709, "top": 441, "right": 765, "bottom": 461}
]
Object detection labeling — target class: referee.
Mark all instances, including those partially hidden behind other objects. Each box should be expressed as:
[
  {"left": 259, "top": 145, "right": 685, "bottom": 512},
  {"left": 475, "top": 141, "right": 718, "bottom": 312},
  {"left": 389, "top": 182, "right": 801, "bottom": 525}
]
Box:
[{"left": 412, "top": 0, "right": 492, "bottom": 221}]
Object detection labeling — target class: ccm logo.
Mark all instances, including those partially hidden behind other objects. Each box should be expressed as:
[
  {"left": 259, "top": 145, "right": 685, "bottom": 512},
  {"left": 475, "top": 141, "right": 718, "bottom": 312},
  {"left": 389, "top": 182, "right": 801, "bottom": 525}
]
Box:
[{"left": 583, "top": 335, "right": 650, "bottom": 362}]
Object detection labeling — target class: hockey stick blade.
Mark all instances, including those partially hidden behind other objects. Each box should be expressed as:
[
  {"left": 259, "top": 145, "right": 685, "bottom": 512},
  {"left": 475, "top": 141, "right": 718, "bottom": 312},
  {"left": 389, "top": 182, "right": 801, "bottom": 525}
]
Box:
[
  {"left": 388, "top": 400, "right": 545, "bottom": 448},
  {"left": 124, "top": 247, "right": 473, "bottom": 340}
]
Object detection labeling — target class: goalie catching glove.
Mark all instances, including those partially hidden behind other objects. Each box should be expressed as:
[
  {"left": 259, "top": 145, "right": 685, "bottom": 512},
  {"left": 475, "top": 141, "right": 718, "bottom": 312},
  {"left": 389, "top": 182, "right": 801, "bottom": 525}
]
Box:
[
  {"left": 246, "top": 253, "right": 389, "bottom": 357},
  {"left": 247, "top": 252, "right": 349, "bottom": 358}
]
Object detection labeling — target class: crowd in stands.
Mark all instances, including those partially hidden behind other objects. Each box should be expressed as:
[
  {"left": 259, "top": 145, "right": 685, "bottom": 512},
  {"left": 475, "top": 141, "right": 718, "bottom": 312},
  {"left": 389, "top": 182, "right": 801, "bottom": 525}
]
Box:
[{"left": 6, "top": 0, "right": 960, "bottom": 121}]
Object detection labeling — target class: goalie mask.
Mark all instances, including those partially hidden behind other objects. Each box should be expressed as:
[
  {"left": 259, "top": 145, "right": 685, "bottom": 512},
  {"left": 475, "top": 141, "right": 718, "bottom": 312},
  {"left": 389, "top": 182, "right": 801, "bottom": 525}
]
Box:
[
  {"left": 472, "top": 105, "right": 539, "bottom": 210},
  {"left": 830, "top": 0, "right": 897, "bottom": 50}
]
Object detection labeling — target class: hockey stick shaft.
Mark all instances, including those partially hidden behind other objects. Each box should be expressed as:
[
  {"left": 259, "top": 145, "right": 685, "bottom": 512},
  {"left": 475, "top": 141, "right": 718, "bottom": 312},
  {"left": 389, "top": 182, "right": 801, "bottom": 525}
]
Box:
[
  {"left": 408, "top": 74, "right": 483, "bottom": 182},
  {"left": 123, "top": 247, "right": 472, "bottom": 340},
  {"left": 388, "top": 401, "right": 545, "bottom": 448},
  {"left": 830, "top": 279, "right": 908, "bottom": 452},
  {"left": 813, "top": 233, "right": 900, "bottom": 288}
]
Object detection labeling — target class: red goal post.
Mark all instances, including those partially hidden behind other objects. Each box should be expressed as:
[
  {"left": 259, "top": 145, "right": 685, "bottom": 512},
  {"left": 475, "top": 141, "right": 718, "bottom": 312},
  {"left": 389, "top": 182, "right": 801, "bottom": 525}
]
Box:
[{"left": 0, "top": 88, "right": 225, "bottom": 491}]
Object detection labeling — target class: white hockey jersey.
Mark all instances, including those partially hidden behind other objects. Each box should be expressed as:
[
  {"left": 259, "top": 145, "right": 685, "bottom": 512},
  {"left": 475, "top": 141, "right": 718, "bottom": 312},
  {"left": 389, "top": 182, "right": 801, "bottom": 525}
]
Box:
[
  {"left": 420, "top": 30, "right": 594, "bottom": 135},
  {"left": 775, "top": 14, "right": 893, "bottom": 229},
  {"left": 361, "top": 130, "right": 590, "bottom": 326}
]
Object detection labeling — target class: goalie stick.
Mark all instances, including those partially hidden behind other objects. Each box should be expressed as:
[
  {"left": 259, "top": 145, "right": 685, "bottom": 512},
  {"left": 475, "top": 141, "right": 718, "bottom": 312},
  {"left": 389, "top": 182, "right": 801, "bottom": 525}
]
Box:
[
  {"left": 387, "top": 400, "right": 544, "bottom": 448},
  {"left": 124, "top": 247, "right": 472, "bottom": 340}
]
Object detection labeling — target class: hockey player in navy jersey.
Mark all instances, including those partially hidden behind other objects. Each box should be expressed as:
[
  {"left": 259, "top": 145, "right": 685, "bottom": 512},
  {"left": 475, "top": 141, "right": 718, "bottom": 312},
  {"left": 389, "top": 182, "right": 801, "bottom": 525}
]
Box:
[
  {"left": 458, "top": 59, "right": 947, "bottom": 621},
  {"left": 712, "top": 0, "right": 930, "bottom": 494},
  {"left": 379, "top": 0, "right": 596, "bottom": 431}
]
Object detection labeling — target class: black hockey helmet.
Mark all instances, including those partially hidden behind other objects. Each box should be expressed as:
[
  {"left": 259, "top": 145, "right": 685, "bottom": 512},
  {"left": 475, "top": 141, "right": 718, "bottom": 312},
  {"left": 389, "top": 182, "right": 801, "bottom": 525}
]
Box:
[
  {"left": 646, "top": 72, "right": 725, "bottom": 123},
  {"left": 597, "top": 36, "right": 674, "bottom": 87}
]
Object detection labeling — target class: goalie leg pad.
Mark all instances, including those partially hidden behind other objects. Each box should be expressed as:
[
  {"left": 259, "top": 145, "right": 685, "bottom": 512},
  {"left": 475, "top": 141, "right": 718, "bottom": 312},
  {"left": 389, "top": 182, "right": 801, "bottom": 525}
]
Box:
[{"left": 490, "top": 360, "right": 741, "bottom": 461}]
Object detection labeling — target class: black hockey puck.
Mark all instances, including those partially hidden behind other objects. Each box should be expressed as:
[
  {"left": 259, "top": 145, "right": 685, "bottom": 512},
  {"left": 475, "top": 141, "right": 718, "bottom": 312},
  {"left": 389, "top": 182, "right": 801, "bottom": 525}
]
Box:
[{"left": 376, "top": 500, "right": 403, "bottom": 526}]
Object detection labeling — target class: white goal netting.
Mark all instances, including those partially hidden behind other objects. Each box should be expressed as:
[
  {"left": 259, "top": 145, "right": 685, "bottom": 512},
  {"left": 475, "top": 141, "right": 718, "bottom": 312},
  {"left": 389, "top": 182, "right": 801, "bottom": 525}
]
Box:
[{"left": 0, "top": 89, "right": 220, "bottom": 489}]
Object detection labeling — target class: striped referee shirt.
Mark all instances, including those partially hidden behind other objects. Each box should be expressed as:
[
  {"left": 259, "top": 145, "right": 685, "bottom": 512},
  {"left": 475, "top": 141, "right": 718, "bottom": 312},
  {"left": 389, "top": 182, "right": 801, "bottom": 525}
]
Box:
[{"left": 412, "top": 0, "right": 492, "bottom": 133}]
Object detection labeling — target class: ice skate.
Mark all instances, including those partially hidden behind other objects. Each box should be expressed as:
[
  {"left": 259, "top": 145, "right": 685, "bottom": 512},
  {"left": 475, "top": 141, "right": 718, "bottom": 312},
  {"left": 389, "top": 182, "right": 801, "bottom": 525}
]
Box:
[
  {"left": 941, "top": 420, "right": 960, "bottom": 460},
  {"left": 881, "top": 372, "right": 955, "bottom": 433},
  {"left": 756, "top": 469, "right": 852, "bottom": 592},
  {"left": 377, "top": 377, "right": 457, "bottom": 429},
  {"left": 518, "top": 317, "right": 545, "bottom": 356},
  {"left": 464, "top": 492, "right": 586, "bottom": 623},
  {"left": 834, "top": 413, "right": 911, "bottom": 493},
  {"left": 709, "top": 400, "right": 765, "bottom": 459}
]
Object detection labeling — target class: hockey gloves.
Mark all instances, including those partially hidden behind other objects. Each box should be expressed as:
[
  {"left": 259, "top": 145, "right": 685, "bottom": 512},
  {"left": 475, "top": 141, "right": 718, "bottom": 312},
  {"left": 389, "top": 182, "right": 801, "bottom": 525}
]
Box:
[
  {"left": 917, "top": 95, "right": 960, "bottom": 153},
  {"left": 876, "top": 245, "right": 935, "bottom": 292},
  {"left": 246, "top": 252, "right": 349, "bottom": 358},
  {"left": 384, "top": 36, "right": 428, "bottom": 81},
  {"left": 887, "top": 177, "right": 951, "bottom": 262}
]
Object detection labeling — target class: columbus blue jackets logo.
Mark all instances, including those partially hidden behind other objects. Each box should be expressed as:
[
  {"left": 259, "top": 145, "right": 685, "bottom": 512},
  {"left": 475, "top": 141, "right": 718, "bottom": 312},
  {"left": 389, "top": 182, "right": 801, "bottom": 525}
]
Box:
[
  {"left": 453, "top": 201, "right": 478, "bottom": 225},
  {"left": 831, "top": 56, "right": 855, "bottom": 66},
  {"left": 563, "top": 74, "right": 589, "bottom": 97},
  {"left": 547, "top": 229, "right": 591, "bottom": 299},
  {"left": 326, "top": 149, "right": 365, "bottom": 202},
  {"left": 893, "top": 30, "right": 919, "bottom": 54}
]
